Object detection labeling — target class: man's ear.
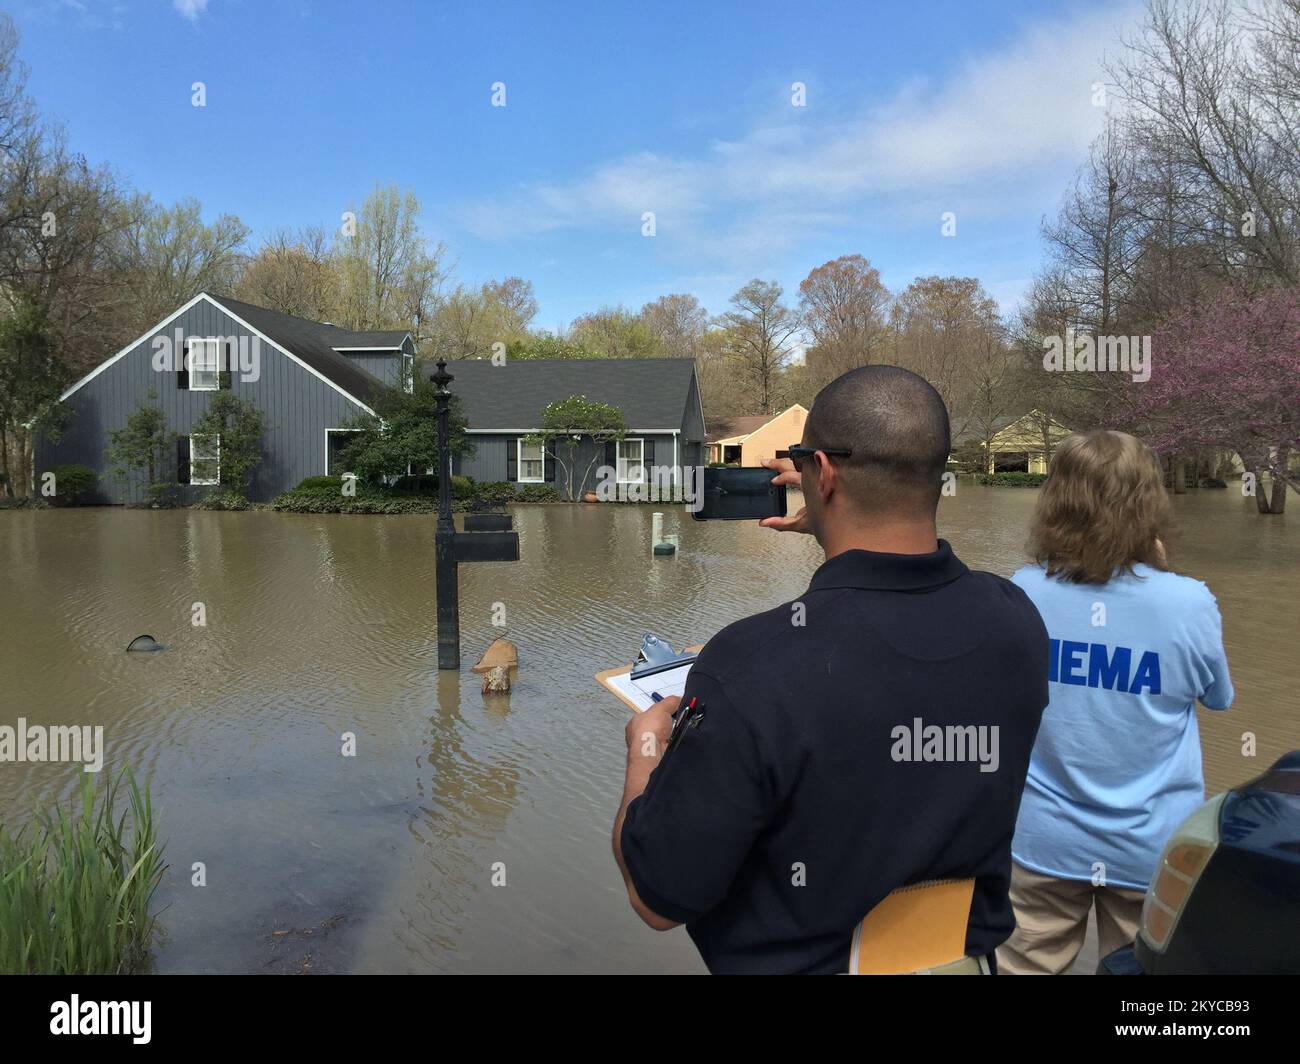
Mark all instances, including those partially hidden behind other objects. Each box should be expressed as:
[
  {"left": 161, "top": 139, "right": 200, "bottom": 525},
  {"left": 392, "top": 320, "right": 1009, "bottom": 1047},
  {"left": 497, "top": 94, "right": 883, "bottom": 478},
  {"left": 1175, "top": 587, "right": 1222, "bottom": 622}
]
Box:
[{"left": 817, "top": 451, "right": 838, "bottom": 507}]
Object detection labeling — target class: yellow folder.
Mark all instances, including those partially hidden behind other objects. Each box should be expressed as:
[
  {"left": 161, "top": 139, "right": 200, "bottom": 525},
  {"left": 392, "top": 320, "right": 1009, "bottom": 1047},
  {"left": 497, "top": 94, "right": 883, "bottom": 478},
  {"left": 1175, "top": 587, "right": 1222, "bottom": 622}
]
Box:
[{"left": 848, "top": 878, "right": 976, "bottom": 975}]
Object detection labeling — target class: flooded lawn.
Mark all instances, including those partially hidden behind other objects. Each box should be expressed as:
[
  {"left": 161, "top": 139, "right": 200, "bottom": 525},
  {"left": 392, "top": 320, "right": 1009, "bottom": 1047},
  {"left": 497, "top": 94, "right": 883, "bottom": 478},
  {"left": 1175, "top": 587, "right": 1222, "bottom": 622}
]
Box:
[{"left": 1, "top": 487, "right": 1296, "bottom": 973}]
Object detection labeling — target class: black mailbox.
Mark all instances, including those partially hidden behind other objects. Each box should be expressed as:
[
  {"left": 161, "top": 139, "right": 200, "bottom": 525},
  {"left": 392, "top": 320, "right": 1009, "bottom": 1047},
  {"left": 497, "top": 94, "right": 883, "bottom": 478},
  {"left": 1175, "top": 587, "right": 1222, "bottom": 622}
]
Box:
[
  {"left": 453, "top": 530, "right": 520, "bottom": 563},
  {"left": 463, "top": 513, "right": 513, "bottom": 532}
]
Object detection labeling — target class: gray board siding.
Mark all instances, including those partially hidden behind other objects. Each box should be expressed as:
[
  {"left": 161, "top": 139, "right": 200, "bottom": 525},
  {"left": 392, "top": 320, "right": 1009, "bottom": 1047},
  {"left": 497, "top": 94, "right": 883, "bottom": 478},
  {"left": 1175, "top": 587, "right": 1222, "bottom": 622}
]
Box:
[
  {"left": 341, "top": 351, "right": 402, "bottom": 388},
  {"left": 457, "top": 432, "right": 686, "bottom": 500},
  {"left": 37, "top": 299, "right": 372, "bottom": 504}
]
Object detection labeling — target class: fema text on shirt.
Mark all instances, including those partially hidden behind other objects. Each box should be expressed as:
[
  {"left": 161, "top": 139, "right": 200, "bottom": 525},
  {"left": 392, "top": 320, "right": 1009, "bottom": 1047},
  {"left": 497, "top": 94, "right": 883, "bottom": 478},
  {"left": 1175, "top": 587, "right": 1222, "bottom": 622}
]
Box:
[{"left": 1048, "top": 638, "right": 1161, "bottom": 695}]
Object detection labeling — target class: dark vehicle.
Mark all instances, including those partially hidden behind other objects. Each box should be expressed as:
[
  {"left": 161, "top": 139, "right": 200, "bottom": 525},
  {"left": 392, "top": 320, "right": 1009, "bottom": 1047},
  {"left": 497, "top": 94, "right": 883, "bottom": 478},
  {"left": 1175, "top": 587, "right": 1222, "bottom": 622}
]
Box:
[{"left": 1100, "top": 752, "right": 1300, "bottom": 975}]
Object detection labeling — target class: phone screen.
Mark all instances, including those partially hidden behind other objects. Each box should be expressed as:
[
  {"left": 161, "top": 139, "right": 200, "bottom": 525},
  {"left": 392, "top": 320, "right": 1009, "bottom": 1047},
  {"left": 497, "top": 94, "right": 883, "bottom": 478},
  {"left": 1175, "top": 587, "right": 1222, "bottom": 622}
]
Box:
[{"left": 691, "top": 466, "right": 788, "bottom": 521}]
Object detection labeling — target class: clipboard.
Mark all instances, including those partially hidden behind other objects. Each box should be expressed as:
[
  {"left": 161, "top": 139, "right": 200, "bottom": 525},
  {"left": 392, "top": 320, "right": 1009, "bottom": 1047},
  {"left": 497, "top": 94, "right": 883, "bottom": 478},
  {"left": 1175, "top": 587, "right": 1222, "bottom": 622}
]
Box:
[{"left": 596, "top": 639, "right": 703, "bottom": 713}]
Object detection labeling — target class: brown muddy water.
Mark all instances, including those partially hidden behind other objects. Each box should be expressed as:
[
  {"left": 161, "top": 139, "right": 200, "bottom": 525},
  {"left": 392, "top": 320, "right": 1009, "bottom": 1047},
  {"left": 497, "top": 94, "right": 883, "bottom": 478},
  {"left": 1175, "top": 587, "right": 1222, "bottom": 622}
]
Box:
[{"left": 0, "top": 487, "right": 1296, "bottom": 973}]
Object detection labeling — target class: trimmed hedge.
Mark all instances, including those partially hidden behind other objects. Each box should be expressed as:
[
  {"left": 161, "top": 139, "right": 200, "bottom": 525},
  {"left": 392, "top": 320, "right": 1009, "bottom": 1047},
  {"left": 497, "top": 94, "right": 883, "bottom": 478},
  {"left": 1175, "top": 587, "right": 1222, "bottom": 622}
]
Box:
[
  {"left": 975, "top": 471, "right": 1047, "bottom": 487},
  {"left": 271, "top": 478, "right": 560, "bottom": 513}
]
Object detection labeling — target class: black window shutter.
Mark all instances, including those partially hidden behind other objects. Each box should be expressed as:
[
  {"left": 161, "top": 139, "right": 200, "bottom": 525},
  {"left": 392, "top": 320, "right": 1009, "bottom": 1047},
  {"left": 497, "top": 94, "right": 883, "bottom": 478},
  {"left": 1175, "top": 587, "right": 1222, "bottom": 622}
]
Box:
[
  {"left": 642, "top": 438, "right": 655, "bottom": 478},
  {"left": 219, "top": 368, "right": 232, "bottom": 389},
  {"left": 544, "top": 445, "right": 555, "bottom": 482},
  {"left": 506, "top": 437, "right": 517, "bottom": 481},
  {"left": 177, "top": 436, "right": 190, "bottom": 484},
  {"left": 177, "top": 339, "right": 188, "bottom": 390},
  {"left": 604, "top": 440, "right": 616, "bottom": 467}
]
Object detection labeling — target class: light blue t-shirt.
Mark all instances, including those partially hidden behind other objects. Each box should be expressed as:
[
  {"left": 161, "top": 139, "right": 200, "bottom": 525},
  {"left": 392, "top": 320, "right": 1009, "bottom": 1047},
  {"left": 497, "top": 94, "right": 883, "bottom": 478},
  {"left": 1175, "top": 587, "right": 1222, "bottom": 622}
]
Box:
[{"left": 1010, "top": 563, "right": 1234, "bottom": 891}]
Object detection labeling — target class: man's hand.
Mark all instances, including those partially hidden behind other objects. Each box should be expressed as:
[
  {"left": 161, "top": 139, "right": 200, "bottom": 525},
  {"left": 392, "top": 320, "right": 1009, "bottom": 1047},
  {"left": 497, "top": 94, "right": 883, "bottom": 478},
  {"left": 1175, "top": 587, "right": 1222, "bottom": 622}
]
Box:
[
  {"left": 614, "top": 695, "right": 682, "bottom": 931},
  {"left": 759, "top": 457, "right": 811, "bottom": 534},
  {"left": 625, "top": 695, "right": 677, "bottom": 760}
]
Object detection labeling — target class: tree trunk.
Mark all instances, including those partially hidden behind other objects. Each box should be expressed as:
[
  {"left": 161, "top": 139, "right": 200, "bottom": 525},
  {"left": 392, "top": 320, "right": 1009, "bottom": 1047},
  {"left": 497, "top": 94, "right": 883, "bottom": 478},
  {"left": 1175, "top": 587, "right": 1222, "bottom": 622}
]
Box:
[
  {"left": 0, "top": 425, "right": 11, "bottom": 498},
  {"left": 1246, "top": 462, "right": 1273, "bottom": 514},
  {"left": 1172, "top": 455, "right": 1187, "bottom": 494},
  {"left": 1269, "top": 447, "right": 1290, "bottom": 514}
]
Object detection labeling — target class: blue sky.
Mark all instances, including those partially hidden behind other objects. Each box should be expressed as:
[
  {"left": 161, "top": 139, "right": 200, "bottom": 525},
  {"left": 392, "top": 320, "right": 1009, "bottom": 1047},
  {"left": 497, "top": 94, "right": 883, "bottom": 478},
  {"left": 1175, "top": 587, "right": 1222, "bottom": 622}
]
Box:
[{"left": 13, "top": 0, "right": 1143, "bottom": 331}]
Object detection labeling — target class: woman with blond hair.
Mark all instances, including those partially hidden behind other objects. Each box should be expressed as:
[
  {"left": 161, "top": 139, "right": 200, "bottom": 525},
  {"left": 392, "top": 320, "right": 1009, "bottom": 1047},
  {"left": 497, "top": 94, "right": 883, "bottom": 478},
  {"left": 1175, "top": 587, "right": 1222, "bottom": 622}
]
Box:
[{"left": 996, "top": 430, "right": 1234, "bottom": 975}]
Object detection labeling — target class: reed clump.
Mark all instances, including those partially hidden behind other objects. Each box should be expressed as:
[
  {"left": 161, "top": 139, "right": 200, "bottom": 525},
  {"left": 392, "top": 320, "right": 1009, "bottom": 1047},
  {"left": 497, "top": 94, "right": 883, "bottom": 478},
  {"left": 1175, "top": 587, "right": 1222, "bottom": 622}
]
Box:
[{"left": 0, "top": 768, "right": 165, "bottom": 974}]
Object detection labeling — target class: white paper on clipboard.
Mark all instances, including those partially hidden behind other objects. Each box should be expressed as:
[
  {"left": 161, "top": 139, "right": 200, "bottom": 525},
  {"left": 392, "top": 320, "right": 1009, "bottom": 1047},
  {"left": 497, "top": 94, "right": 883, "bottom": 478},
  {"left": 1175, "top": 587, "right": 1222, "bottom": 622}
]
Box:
[{"left": 603, "top": 661, "right": 694, "bottom": 713}]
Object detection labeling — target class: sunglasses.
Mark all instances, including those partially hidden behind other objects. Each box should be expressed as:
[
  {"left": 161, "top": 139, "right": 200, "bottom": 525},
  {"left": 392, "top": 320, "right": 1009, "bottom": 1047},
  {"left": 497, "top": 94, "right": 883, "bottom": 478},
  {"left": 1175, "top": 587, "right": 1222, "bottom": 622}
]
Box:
[{"left": 787, "top": 444, "right": 853, "bottom": 472}]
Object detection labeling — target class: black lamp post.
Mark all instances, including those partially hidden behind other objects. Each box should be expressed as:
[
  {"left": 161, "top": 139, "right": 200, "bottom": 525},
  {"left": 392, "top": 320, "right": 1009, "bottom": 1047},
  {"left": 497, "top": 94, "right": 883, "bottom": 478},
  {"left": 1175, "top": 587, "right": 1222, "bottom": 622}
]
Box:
[
  {"left": 432, "top": 357, "right": 460, "bottom": 669},
  {"left": 431, "top": 356, "right": 519, "bottom": 671}
]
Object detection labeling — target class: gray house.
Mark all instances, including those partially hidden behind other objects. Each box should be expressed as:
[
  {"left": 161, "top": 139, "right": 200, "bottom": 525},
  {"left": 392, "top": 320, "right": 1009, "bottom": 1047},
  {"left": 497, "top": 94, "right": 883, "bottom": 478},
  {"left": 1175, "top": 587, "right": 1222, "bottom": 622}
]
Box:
[
  {"left": 38, "top": 292, "right": 411, "bottom": 503},
  {"left": 447, "top": 358, "right": 706, "bottom": 500},
  {"left": 37, "top": 294, "right": 706, "bottom": 504}
]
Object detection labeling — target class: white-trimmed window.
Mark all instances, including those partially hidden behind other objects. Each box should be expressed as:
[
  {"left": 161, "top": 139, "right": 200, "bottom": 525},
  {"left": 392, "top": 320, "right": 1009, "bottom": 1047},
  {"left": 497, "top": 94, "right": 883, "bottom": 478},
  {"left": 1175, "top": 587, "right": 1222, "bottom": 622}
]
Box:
[
  {"left": 327, "top": 429, "right": 363, "bottom": 476},
  {"left": 190, "top": 434, "right": 220, "bottom": 485},
  {"left": 517, "top": 439, "right": 545, "bottom": 483},
  {"left": 402, "top": 352, "right": 415, "bottom": 394},
  {"left": 186, "top": 338, "right": 221, "bottom": 390},
  {"left": 617, "top": 438, "right": 645, "bottom": 484}
]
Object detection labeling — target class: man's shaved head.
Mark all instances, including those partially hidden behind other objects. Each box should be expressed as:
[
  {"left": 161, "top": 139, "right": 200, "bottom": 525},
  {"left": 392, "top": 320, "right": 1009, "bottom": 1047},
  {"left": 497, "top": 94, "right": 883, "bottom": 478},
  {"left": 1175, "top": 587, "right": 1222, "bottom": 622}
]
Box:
[{"left": 803, "top": 365, "right": 951, "bottom": 516}]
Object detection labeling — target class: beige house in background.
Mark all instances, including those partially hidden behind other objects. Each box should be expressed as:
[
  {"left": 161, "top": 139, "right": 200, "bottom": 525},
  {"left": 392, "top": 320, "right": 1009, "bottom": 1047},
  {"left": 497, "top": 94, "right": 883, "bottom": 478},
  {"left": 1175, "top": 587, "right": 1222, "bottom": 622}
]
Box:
[
  {"left": 706, "top": 404, "right": 809, "bottom": 465},
  {"left": 974, "top": 411, "right": 1072, "bottom": 474}
]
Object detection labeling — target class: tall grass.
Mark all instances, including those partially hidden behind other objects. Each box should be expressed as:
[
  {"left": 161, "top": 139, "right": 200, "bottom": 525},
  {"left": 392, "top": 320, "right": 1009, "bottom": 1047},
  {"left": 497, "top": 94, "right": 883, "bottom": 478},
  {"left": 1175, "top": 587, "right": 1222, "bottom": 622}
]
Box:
[{"left": 0, "top": 768, "right": 166, "bottom": 974}]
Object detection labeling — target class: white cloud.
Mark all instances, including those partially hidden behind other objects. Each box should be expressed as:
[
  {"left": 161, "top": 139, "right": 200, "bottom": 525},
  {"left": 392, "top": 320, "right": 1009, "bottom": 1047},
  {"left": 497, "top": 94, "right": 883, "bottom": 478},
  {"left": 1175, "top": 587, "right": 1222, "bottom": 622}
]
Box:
[
  {"left": 456, "top": 1, "right": 1143, "bottom": 266},
  {"left": 173, "top": 0, "right": 209, "bottom": 22}
]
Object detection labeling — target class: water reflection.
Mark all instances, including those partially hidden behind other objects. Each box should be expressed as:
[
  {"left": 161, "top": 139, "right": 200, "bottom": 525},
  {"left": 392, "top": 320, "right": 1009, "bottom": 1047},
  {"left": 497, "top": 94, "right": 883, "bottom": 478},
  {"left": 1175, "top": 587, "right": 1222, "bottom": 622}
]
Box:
[{"left": 0, "top": 487, "right": 1294, "bottom": 972}]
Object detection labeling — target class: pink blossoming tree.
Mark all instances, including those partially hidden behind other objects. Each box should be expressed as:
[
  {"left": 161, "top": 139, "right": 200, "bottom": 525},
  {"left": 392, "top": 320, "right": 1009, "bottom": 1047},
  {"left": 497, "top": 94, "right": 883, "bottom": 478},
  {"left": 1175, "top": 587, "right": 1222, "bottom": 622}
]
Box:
[{"left": 1139, "top": 287, "right": 1300, "bottom": 514}]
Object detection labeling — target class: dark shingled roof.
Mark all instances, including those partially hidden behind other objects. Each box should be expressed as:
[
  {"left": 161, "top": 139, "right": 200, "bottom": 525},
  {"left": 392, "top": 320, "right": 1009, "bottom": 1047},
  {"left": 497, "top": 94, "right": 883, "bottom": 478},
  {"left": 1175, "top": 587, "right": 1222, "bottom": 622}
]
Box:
[
  {"left": 321, "top": 327, "right": 410, "bottom": 349},
  {"left": 442, "top": 358, "right": 698, "bottom": 431},
  {"left": 209, "top": 295, "right": 388, "bottom": 407},
  {"left": 706, "top": 414, "right": 773, "bottom": 442}
]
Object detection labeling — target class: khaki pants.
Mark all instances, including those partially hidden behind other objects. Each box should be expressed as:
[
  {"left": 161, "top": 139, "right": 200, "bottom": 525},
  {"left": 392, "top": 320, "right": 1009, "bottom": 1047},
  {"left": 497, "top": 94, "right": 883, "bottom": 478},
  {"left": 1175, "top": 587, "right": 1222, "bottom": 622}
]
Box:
[{"left": 996, "top": 861, "right": 1145, "bottom": 975}]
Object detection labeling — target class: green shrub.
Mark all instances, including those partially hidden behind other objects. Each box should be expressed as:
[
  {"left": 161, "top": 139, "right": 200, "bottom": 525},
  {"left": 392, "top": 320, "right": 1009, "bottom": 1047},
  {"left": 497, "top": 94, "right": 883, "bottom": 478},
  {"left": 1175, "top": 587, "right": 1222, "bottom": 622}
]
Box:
[
  {"left": 295, "top": 475, "right": 347, "bottom": 492},
  {"left": 47, "top": 464, "right": 98, "bottom": 505},
  {"left": 474, "top": 481, "right": 517, "bottom": 505},
  {"left": 0, "top": 769, "right": 165, "bottom": 974},
  {"left": 514, "top": 484, "right": 560, "bottom": 502},
  {"left": 270, "top": 486, "right": 439, "bottom": 514},
  {"left": 390, "top": 473, "right": 475, "bottom": 497},
  {"left": 192, "top": 487, "right": 251, "bottom": 511},
  {"left": 975, "top": 471, "right": 1047, "bottom": 487},
  {"left": 0, "top": 496, "right": 47, "bottom": 510},
  {"left": 270, "top": 477, "right": 557, "bottom": 513}
]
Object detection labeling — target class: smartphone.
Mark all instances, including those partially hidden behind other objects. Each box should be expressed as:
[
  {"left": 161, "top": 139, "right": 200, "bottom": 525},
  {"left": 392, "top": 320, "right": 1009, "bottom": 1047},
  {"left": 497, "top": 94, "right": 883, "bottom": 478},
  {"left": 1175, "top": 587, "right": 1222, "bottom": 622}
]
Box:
[{"left": 691, "top": 466, "right": 788, "bottom": 521}]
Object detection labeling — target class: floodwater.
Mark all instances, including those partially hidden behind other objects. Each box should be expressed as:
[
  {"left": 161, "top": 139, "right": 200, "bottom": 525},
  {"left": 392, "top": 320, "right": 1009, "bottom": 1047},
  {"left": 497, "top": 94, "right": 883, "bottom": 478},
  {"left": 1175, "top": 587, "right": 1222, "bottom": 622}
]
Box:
[{"left": 0, "top": 486, "right": 1296, "bottom": 973}]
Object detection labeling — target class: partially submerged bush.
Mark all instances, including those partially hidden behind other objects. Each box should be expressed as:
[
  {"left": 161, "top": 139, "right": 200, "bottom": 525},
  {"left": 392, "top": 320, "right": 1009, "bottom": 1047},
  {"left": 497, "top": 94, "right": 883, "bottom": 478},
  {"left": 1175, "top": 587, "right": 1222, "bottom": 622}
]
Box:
[
  {"left": 192, "top": 487, "right": 251, "bottom": 510},
  {"left": 47, "top": 464, "right": 98, "bottom": 505},
  {"left": 0, "top": 769, "right": 165, "bottom": 975},
  {"left": 294, "top": 475, "right": 347, "bottom": 492},
  {"left": 975, "top": 471, "right": 1048, "bottom": 487}
]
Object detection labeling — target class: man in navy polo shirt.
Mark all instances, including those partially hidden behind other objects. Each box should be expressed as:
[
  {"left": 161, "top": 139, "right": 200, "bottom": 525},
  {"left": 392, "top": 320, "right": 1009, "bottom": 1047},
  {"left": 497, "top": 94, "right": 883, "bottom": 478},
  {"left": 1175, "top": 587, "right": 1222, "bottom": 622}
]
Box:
[{"left": 612, "top": 365, "right": 1049, "bottom": 975}]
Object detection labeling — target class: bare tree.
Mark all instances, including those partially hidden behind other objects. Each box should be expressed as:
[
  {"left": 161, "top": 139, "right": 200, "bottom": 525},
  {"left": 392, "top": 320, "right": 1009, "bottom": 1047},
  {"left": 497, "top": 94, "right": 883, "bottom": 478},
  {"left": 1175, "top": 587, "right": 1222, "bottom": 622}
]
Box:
[
  {"left": 1111, "top": 0, "right": 1299, "bottom": 286},
  {"left": 798, "top": 254, "right": 892, "bottom": 387},
  {"left": 640, "top": 293, "right": 708, "bottom": 359},
  {"left": 237, "top": 226, "right": 339, "bottom": 322},
  {"left": 718, "top": 279, "right": 801, "bottom": 414},
  {"left": 890, "top": 276, "right": 1001, "bottom": 440}
]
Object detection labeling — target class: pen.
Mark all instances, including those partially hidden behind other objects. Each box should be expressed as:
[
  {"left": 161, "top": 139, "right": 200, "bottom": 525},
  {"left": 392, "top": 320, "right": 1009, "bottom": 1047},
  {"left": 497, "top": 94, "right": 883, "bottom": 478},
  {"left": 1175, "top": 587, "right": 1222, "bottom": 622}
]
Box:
[{"left": 664, "top": 696, "right": 701, "bottom": 755}]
